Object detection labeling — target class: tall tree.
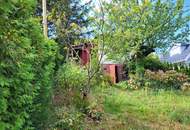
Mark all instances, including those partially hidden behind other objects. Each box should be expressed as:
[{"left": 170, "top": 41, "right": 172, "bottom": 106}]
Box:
[
  {"left": 102, "top": 0, "right": 190, "bottom": 73},
  {"left": 50, "top": 0, "right": 92, "bottom": 42},
  {"left": 48, "top": 0, "right": 93, "bottom": 61}
]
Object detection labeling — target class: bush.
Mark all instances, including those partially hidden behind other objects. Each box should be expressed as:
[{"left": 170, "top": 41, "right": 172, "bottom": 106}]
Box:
[
  {"left": 56, "top": 62, "right": 91, "bottom": 108},
  {"left": 127, "top": 74, "right": 143, "bottom": 90},
  {"left": 115, "top": 81, "right": 128, "bottom": 90},
  {"left": 0, "top": 1, "right": 58, "bottom": 129},
  {"left": 115, "top": 81, "right": 138, "bottom": 90},
  {"left": 144, "top": 70, "right": 190, "bottom": 90},
  {"left": 57, "top": 62, "right": 87, "bottom": 90},
  {"left": 143, "top": 53, "right": 168, "bottom": 71},
  {"left": 95, "top": 74, "right": 114, "bottom": 86},
  {"left": 181, "top": 82, "right": 190, "bottom": 91},
  {"left": 143, "top": 53, "right": 190, "bottom": 76},
  {"left": 52, "top": 107, "right": 84, "bottom": 130},
  {"left": 53, "top": 63, "right": 106, "bottom": 128},
  {"left": 127, "top": 69, "right": 190, "bottom": 90},
  {"left": 85, "top": 94, "right": 104, "bottom": 122}
]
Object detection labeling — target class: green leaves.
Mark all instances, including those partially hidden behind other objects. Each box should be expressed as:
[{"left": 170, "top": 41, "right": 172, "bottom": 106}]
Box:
[
  {"left": 57, "top": 62, "right": 87, "bottom": 90},
  {"left": 48, "top": 0, "right": 93, "bottom": 62},
  {"left": 0, "top": 1, "right": 58, "bottom": 130},
  {"left": 0, "top": 122, "right": 9, "bottom": 130},
  {"left": 103, "top": 0, "right": 190, "bottom": 61},
  {"left": 0, "top": 1, "right": 14, "bottom": 14},
  {"left": 0, "top": 75, "right": 10, "bottom": 87}
]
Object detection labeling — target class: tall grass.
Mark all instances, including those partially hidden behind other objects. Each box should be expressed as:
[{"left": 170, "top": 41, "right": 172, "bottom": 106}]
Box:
[
  {"left": 97, "top": 87, "right": 190, "bottom": 129},
  {"left": 104, "top": 92, "right": 127, "bottom": 114}
]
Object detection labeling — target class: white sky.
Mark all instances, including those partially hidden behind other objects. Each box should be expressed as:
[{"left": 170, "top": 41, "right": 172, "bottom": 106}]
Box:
[{"left": 83, "top": 0, "right": 111, "bottom": 11}]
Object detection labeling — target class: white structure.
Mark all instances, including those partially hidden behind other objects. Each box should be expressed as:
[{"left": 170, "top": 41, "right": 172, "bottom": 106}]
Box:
[{"left": 160, "top": 43, "right": 190, "bottom": 64}]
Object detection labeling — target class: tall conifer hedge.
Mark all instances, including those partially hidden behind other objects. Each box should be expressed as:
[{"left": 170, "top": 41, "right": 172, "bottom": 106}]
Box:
[{"left": 0, "top": 1, "right": 57, "bottom": 129}]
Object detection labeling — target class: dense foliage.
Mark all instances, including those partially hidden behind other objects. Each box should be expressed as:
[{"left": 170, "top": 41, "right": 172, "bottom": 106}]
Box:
[
  {"left": 1, "top": 0, "right": 190, "bottom": 129},
  {"left": 126, "top": 69, "right": 190, "bottom": 90},
  {"left": 103, "top": 0, "right": 190, "bottom": 74},
  {"left": 144, "top": 70, "right": 190, "bottom": 90},
  {"left": 0, "top": 1, "right": 57, "bottom": 129},
  {"left": 51, "top": 62, "right": 88, "bottom": 130},
  {"left": 46, "top": 0, "right": 93, "bottom": 65},
  {"left": 56, "top": 62, "right": 87, "bottom": 93},
  {"left": 143, "top": 53, "right": 190, "bottom": 75},
  {"left": 143, "top": 53, "right": 168, "bottom": 71},
  {"left": 49, "top": 0, "right": 92, "bottom": 41}
]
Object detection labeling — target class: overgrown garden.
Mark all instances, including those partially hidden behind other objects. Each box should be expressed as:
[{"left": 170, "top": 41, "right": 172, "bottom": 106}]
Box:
[{"left": 1, "top": 0, "right": 190, "bottom": 130}]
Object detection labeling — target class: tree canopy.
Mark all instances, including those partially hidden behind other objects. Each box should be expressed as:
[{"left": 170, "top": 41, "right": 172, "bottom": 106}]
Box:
[
  {"left": 103, "top": 0, "right": 190, "bottom": 61},
  {"left": 48, "top": 0, "right": 93, "bottom": 43}
]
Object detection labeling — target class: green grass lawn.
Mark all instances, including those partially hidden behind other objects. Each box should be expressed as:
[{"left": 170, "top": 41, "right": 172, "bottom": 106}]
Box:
[{"left": 86, "top": 87, "right": 190, "bottom": 130}]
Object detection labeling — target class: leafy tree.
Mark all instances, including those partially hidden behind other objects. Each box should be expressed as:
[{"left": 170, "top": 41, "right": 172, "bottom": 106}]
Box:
[
  {"left": 103, "top": 0, "right": 190, "bottom": 73},
  {"left": 47, "top": 0, "right": 93, "bottom": 65},
  {"left": 49, "top": 0, "right": 92, "bottom": 43},
  {"left": 0, "top": 0, "right": 57, "bottom": 129}
]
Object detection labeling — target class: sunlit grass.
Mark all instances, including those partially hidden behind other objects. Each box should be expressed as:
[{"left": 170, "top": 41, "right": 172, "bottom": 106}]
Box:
[
  {"left": 105, "top": 88, "right": 190, "bottom": 123},
  {"left": 90, "top": 87, "right": 190, "bottom": 129}
]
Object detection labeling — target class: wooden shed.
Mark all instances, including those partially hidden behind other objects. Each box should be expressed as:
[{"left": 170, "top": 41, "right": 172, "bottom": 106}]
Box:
[
  {"left": 69, "top": 43, "right": 126, "bottom": 84},
  {"left": 102, "top": 64, "right": 126, "bottom": 84},
  {"left": 69, "top": 43, "right": 92, "bottom": 65}
]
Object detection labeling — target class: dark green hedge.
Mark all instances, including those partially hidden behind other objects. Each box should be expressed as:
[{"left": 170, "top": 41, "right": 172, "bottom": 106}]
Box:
[{"left": 0, "top": 1, "right": 58, "bottom": 130}]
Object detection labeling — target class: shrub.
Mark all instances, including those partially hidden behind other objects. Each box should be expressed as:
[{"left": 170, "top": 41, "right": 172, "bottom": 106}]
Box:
[
  {"left": 127, "top": 74, "right": 143, "bottom": 90},
  {"left": 85, "top": 95, "right": 104, "bottom": 122},
  {"left": 56, "top": 62, "right": 92, "bottom": 106},
  {"left": 0, "top": 1, "right": 58, "bottom": 130},
  {"left": 181, "top": 82, "right": 190, "bottom": 91},
  {"left": 52, "top": 107, "right": 84, "bottom": 130},
  {"left": 116, "top": 81, "right": 139, "bottom": 90},
  {"left": 52, "top": 89, "right": 89, "bottom": 130},
  {"left": 127, "top": 69, "right": 190, "bottom": 90},
  {"left": 143, "top": 53, "right": 190, "bottom": 76},
  {"left": 55, "top": 62, "right": 90, "bottom": 112},
  {"left": 115, "top": 81, "right": 128, "bottom": 90},
  {"left": 88, "top": 72, "right": 113, "bottom": 88},
  {"left": 143, "top": 53, "right": 167, "bottom": 71},
  {"left": 144, "top": 70, "right": 190, "bottom": 90},
  {"left": 57, "top": 62, "right": 87, "bottom": 90}
]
